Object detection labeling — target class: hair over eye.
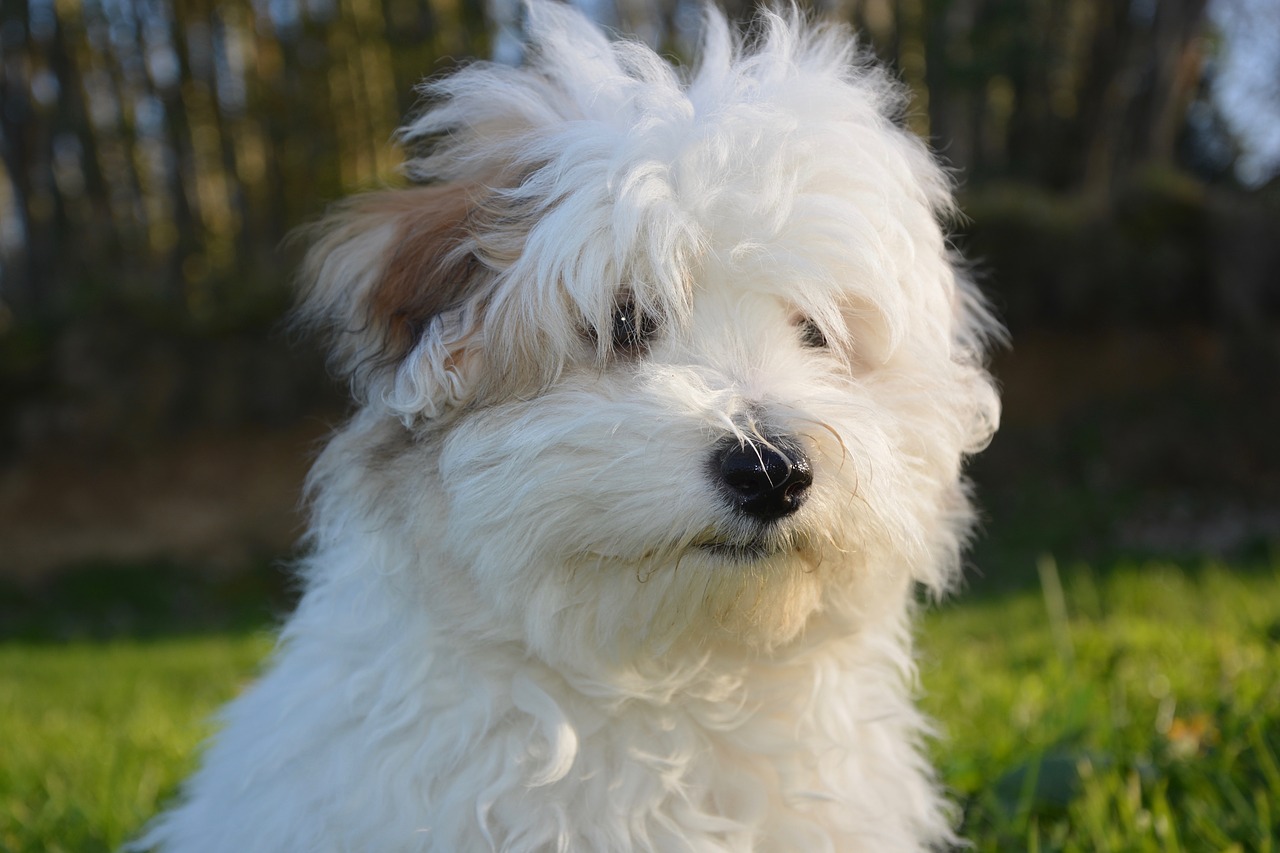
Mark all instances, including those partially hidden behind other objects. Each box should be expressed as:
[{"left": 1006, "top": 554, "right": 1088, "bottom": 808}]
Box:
[
  {"left": 798, "top": 317, "right": 828, "bottom": 349},
  {"left": 610, "top": 301, "right": 659, "bottom": 356}
]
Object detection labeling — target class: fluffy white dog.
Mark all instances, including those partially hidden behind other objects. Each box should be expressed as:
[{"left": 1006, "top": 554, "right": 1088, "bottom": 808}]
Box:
[{"left": 137, "top": 3, "right": 1000, "bottom": 850}]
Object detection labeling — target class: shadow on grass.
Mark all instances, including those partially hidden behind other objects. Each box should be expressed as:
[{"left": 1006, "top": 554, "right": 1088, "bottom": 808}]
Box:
[
  {"left": 0, "top": 558, "right": 299, "bottom": 643},
  {"left": 960, "top": 480, "right": 1280, "bottom": 601}
]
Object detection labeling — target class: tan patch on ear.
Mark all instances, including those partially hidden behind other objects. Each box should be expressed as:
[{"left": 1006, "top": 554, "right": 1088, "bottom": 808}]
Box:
[{"left": 363, "top": 183, "right": 488, "bottom": 364}]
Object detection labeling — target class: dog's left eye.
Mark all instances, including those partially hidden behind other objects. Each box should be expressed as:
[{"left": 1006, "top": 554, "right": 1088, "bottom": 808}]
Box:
[
  {"left": 610, "top": 301, "right": 659, "bottom": 356},
  {"left": 798, "top": 318, "right": 828, "bottom": 349}
]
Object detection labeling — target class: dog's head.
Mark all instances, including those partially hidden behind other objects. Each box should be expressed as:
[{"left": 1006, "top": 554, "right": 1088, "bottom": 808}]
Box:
[{"left": 298, "top": 2, "right": 1000, "bottom": 663}]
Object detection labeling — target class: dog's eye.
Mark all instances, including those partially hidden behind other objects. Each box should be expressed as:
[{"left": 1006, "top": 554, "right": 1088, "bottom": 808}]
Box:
[
  {"left": 610, "top": 301, "right": 659, "bottom": 356},
  {"left": 798, "top": 318, "right": 828, "bottom": 349}
]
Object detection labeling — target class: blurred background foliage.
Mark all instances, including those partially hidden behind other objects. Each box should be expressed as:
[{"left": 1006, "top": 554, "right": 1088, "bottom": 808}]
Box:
[{"left": 0, "top": 0, "right": 1278, "bottom": 583}]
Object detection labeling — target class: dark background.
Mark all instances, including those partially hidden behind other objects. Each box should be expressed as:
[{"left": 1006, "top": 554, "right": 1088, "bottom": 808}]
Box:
[{"left": 2, "top": 0, "right": 1278, "bottom": 632}]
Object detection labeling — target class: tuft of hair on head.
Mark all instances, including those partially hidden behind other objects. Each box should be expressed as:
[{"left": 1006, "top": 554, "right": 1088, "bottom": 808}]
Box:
[{"left": 292, "top": 0, "right": 992, "bottom": 434}]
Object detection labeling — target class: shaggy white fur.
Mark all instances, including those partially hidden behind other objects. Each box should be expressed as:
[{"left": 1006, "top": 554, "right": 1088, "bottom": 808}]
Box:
[{"left": 135, "top": 3, "right": 1000, "bottom": 851}]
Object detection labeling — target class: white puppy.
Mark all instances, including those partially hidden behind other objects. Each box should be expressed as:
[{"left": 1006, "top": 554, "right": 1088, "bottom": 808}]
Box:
[{"left": 137, "top": 3, "right": 1000, "bottom": 850}]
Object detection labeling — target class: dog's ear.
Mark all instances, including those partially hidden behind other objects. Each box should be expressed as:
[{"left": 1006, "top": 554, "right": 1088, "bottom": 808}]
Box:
[{"left": 296, "top": 182, "right": 493, "bottom": 420}]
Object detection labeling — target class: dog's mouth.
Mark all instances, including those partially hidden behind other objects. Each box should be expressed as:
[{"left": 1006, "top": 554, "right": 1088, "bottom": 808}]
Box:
[
  {"left": 690, "top": 527, "right": 810, "bottom": 564},
  {"left": 695, "top": 539, "right": 780, "bottom": 562}
]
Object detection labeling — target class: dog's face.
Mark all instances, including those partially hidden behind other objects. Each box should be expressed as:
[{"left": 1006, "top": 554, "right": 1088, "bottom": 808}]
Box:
[{"left": 300, "top": 6, "right": 999, "bottom": 664}]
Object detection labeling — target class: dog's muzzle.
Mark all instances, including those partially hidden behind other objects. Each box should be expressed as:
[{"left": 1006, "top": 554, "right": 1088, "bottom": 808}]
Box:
[{"left": 712, "top": 435, "right": 812, "bottom": 522}]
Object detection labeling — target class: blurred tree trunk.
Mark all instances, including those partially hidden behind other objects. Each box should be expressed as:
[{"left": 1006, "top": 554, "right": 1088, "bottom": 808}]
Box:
[
  {"left": 1142, "top": 0, "right": 1207, "bottom": 165},
  {"left": 1077, "top": 0, "right": 1133, "bottom": 190},
  {"left": 1, "top": 0, "right": 49, "bottom": 315},
  {"left": 158, "top": 10, "right": 202, "bottom": 298},
  {"left": 1076, "top": 0, "right": 1207, "bottom": 191}
]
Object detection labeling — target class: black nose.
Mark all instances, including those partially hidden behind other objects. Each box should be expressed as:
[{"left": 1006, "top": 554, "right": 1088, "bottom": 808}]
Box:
[{"left": 713, "top": 435, "right": 813, "bottom": 521}]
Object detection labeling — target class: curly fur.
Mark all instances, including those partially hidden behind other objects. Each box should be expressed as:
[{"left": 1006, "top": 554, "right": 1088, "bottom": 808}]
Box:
[{"left": 135, "top": 3, "right": 1001, "bottom": 851}]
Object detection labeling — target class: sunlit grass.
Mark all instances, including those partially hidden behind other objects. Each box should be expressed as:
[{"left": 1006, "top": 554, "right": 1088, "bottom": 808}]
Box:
[
  {"left": 1, "top": 559, "right": 1277, "bottom": 850},
  {"left": 921, "top": 557, "right": 1280, "bottom": 851},
  {"left": 0, "top": 635, "right": 272, "bottom": 853}
]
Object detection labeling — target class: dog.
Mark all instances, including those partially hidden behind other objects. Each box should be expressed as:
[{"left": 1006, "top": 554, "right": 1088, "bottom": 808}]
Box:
[{"left": 136, "top": 3, "right": 1000, "bottom": 850}]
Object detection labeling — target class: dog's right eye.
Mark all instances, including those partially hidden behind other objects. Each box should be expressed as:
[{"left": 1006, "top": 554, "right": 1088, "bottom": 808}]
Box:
[{"left": 609, "top": 301, "right": 659, "bottom": 356}]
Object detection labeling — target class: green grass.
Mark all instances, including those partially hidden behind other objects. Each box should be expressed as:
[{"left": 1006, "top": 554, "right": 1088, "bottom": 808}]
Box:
[
  {"left": 920, "top": 557, "right": 1280, "bottom": 851},
  {"left": 0, "top": 635, "right": 272, "bottom": 853},
  {"left": 2, "top": 559, "right": 1277, "bottom": 851}
]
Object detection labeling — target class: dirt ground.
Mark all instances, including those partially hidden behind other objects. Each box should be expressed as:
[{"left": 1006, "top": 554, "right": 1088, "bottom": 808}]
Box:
[{"left": 0, "top": 422, "right": 329, "bottom": 581}]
